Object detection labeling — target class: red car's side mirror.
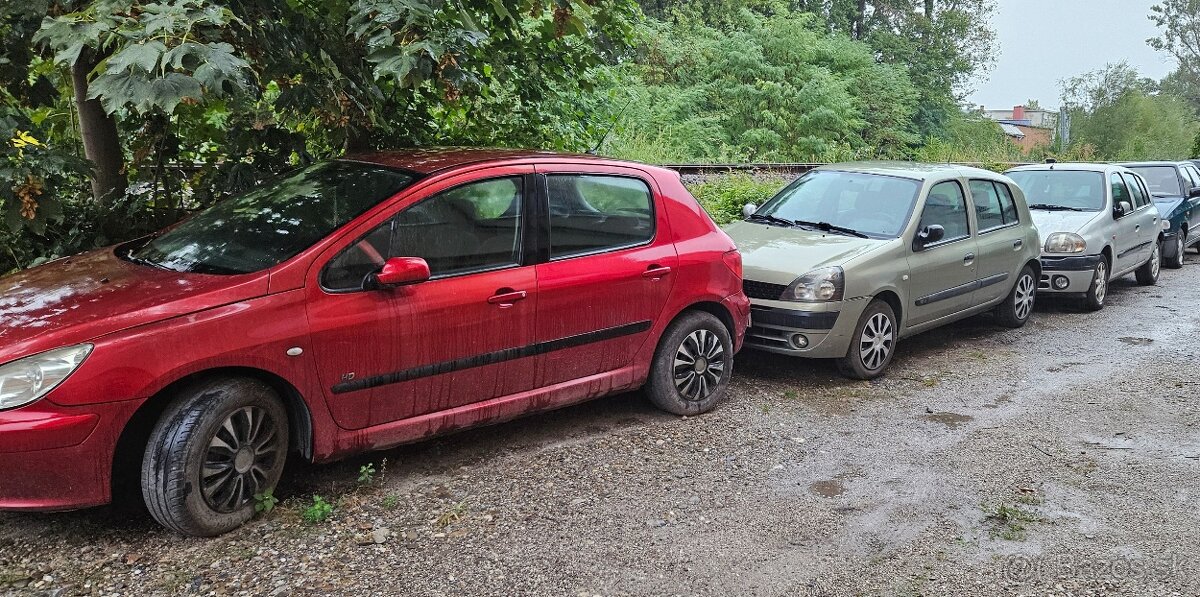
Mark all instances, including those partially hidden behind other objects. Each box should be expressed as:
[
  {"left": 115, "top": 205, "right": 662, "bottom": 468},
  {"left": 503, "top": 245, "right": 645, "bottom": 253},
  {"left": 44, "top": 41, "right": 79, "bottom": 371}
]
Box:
[{"left": 371, "top": 257, "right": 430, "bottom": 288}]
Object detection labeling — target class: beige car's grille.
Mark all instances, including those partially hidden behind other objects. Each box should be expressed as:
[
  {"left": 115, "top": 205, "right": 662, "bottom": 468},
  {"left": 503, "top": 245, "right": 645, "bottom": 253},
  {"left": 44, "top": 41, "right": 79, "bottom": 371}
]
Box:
[{"left": 743, "top": 280, "right": 788, "bottom": 301}]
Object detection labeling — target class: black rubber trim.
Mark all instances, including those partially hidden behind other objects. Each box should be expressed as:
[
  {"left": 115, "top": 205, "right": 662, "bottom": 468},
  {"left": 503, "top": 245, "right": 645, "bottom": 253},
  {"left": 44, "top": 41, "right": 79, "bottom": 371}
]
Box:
[
  {"left": 914, "top": 279, "right": 978, "bottom": 307},
  {"left": 914, "top": 271, "right": 1013, "bottom": 307},
  {"left": 750, "top": 306, "right": 838, "bottom": 330},
  {"left": 332, "top": 320, "right": 652, "bottom": 394},
  {"left": 1117, "top": 241, "right": 1152, "bottom": 259},
  {"left": 1041, "top": 255, "right": 1102, "bottom": 271},
  {"left": 978, "top": 272, "right": 1010, "bottom": 289}
]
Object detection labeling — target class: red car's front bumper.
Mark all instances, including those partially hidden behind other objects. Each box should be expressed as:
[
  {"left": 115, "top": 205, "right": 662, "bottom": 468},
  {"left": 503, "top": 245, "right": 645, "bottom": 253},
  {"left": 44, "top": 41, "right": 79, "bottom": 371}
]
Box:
[{"left": 0, "top": 400, "right": 137, "bottom": 511}]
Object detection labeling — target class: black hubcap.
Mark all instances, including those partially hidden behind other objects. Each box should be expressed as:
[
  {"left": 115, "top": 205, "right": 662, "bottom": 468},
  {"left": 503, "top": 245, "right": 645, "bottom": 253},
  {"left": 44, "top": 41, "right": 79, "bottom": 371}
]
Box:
[{"left": 202, "top": 406, "right": 283, "bottom": 513}]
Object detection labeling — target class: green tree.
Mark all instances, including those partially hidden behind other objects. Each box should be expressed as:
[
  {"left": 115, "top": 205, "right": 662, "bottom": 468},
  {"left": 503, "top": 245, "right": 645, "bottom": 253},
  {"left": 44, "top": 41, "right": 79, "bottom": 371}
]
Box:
[
  {"left": 604, "top": 8, "right": 919, "bottom": 162},
  {"left": 1061, "top": 62, "right": 1198, "bottom": 160}
]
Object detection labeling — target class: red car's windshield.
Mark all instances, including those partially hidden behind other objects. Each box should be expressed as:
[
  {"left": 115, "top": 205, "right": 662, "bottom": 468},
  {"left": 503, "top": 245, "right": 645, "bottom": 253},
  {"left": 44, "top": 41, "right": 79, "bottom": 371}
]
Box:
[{"left": 125, "top": 161, "right": 416, "bottom": 274}]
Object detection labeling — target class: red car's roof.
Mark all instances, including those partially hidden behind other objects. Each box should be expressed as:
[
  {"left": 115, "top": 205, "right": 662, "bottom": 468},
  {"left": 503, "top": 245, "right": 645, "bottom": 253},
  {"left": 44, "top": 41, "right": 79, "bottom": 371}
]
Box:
[{"left": 344, "top": 148, "right": 632, "bottom": 175}]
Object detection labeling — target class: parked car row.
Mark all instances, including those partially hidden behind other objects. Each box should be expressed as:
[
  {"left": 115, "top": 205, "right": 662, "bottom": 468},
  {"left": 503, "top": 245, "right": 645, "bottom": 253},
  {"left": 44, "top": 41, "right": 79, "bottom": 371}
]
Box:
[{"left": 0, "top": 150, "right": 1193, "bottom": 536}]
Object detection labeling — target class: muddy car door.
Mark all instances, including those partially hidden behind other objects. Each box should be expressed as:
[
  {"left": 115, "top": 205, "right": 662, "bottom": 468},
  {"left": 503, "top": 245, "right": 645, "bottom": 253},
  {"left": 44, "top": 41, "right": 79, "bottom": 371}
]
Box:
[
  {"left": 305, "top": 168, "right": 542, "bottom": 430},
  {"left": 531, "top": 165, "right": 678, "bottom": 386}
]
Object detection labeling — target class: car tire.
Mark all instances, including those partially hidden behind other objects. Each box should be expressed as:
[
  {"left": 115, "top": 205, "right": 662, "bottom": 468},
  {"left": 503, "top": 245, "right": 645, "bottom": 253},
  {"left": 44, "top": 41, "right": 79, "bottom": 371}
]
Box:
[
  {"left": 836, "top": 299, "right": 897, "bottom": 380},
  {"left": 995, "top": 266, "right": 1037, "bottom": 328},
  {"left": 645, "top": 310, "right": 733, "bottom": 416},
  {"left": 1081, "top": 256, "right": 1109, "bottom": 312},
  {"left": 142, "top": 377, "right": 289, "bottom": 537},
  {"left": 1135, "top": 241, "right": 1161, "bottom": 285},
  {"left": 1165, "top": 232, "right": 1186, "bottom": 269}
]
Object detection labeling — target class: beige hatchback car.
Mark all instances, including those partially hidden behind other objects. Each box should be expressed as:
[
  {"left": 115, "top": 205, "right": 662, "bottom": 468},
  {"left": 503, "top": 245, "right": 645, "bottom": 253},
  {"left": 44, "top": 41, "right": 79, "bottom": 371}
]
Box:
[{"left": 728, "top": 163, "right": 1041, "bottom": 379}]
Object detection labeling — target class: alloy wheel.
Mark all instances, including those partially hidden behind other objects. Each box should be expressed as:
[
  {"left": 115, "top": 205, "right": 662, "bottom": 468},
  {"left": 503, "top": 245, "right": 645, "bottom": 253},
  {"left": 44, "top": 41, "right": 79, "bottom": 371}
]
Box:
[
  {"left": 1150, "top": 243, "right": 1161, "bottom": 278},
  {"left": 201, "top": 406, "right": 284, "bottom": 513},
  {"left": 1094, "top": 261, "right": 1108, "bottom": 304},
  {"left": 858, "top": 312, "right": 894, "bottom": 371},
  {"left": 673, "top": 329, "right": 725, "bottom": 401},
  {"left": 1014, "top": 273, "right": 1036, "bottom": 321}
]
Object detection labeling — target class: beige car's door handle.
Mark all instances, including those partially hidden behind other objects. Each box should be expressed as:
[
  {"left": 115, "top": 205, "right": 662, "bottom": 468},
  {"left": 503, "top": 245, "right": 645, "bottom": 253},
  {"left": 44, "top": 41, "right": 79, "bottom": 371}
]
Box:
[{"left": 963, "top": 253, "right": 975, "bottom": 264}]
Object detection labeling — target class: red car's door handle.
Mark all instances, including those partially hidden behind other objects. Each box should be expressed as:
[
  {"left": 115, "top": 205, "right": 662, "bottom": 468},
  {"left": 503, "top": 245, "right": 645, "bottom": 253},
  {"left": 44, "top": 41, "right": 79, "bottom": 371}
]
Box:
[
  {"left": 487, "top": 289, "right": 528, "bottom": 305},
  {"left": 642, "top": 265, "right": 673, "bottom": 279}
]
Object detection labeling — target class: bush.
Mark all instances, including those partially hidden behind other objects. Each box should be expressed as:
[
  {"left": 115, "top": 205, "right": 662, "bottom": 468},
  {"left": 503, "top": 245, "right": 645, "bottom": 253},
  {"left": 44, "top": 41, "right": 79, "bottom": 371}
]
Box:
[{"left": 685, "top": 174, "right": 788, "bottom": 225}]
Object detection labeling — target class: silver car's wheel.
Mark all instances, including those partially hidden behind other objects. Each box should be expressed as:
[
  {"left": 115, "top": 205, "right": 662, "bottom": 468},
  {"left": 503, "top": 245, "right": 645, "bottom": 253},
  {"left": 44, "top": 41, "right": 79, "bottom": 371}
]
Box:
[
  {"left": 858, "top": 312, "right": 894, "bottom": 371},
  {"left": 1014, "top": 274, "right": 1035, "bottom": 320},
  {"left": 1093, "top": 260, "right": 1107, "bottom": 303},
  {"left": 673, "top": 329, "right": 725, "bottom": 402},
  {"left": 1082, "top": 258, "right": 1108, "bottom": 311},
  {"left": 1136, "top": 241, "right": 1160, "bottom": 285}
]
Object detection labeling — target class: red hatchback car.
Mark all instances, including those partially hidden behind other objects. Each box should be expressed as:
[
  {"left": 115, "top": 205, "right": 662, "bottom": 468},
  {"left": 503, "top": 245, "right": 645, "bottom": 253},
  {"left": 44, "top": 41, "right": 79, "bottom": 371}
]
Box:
[{"left": 0, "top": 149, "right": 748, "bottom": 536}]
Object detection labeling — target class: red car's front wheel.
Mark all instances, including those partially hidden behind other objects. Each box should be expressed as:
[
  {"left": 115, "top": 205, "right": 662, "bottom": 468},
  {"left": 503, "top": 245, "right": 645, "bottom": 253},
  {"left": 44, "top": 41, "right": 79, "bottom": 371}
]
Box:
[{"left": 142, "top": 377, "right": 289, "bottom": 537}]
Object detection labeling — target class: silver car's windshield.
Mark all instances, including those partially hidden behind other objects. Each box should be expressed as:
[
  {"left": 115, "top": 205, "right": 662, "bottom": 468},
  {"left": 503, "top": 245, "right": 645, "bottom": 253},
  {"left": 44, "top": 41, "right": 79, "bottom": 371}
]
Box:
[
  {"left": 1007, "top": 170, "right": 1105, "bottom": 212},
  {"left": 755, "top": 171, "right": 921, "bottom": 239}
]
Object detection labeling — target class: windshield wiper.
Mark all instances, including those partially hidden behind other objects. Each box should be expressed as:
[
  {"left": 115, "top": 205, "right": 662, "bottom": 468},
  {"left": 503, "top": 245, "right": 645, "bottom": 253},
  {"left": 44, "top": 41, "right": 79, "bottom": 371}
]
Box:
[
  {"left": 119, "top": 248, "right": 175, "bottom": 272},
  {"left": 1028, "top": 204, "right": 1088, "bottom": 212},
  {"left": 747, "top": 213, "right": 796, "bottom": 227},
  {"left": 792, "top": 219, "right": 870, "bottom": 239}
]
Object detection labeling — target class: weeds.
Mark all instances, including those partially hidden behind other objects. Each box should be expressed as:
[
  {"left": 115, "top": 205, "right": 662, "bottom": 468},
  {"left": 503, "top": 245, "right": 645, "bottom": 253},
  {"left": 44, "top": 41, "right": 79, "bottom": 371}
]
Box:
[
  {"left": 382, "top": 494, "right": 400, "bottom": 509},
  {"left": 436, "top": 500, "right": 469, "bottom": 527},
  {"left": 302, "top": 495, "right": 334, "bottom": 524},
  {"left": 358, "top": 463, "right": 377, "bottom": 485},
  {"left": 254, "top": 491, "right": 279, "bottom": 514},
  {"left": 983, "top": 503, "right": 1041, "bottom": 541}
]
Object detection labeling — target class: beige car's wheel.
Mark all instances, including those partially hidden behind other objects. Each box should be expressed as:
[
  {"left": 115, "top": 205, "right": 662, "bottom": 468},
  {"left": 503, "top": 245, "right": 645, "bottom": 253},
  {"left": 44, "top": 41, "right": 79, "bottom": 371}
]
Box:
[{"left": 836, "top": 299, "right": 896, "bottom": 380}]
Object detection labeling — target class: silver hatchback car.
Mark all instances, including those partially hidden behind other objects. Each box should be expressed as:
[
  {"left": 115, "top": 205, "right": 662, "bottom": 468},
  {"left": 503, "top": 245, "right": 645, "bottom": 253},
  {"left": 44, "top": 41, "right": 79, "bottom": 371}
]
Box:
[
  {"left": 1006, "top": 163, "right": 1161, "bottom": 310},
  {"left": 728, "top": 163, "right": 1041, "bottom": 379}
]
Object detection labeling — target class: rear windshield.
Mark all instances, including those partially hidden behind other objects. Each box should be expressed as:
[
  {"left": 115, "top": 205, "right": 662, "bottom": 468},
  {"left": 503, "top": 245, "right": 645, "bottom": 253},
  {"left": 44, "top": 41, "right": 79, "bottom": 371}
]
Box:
[
  {"left": 1127, "top": 166, "right": 1182, "bottom": 198},
  {"left": 1007, "top": 170, "right": 1105, "bottom": 212}
]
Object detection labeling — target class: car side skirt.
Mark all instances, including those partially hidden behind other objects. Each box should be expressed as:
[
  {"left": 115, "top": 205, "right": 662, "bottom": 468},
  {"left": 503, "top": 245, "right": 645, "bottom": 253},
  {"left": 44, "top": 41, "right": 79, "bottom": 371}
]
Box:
[{"left": 322, "top": 366, "right": 642, "bottom": 462}]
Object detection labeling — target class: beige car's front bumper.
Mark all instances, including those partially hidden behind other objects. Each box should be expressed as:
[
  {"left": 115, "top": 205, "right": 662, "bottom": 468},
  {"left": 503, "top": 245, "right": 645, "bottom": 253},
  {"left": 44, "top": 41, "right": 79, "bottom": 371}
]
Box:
[{"left": 744, "top": 296, "right": 871, "bottom": 359}]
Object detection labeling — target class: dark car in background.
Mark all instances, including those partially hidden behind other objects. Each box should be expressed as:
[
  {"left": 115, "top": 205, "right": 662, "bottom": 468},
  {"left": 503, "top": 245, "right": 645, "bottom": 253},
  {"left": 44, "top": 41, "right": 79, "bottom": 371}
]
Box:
[{"left": 1122, "top": 161, "right": 1200, "bottom": 268}]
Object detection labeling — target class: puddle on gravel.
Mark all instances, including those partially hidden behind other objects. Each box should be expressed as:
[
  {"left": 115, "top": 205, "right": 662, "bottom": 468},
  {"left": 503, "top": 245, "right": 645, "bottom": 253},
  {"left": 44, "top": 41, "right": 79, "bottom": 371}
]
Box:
[
  {"left": 810, "top": 480, "right": 847, "bottom": 498},
  {"left": 923, "top": 412, "right": 975, "bottom": 427},
  {"left": 1118, "top": 337, "right": 1155, "bottom": 346},
  {"left": 983, "top": 394, "right": 1013, "bottom": 409}
]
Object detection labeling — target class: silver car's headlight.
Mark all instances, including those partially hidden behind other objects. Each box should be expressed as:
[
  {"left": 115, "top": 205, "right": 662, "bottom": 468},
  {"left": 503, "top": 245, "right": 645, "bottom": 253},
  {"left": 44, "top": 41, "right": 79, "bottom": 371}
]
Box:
[
  {"left": 0, "top": 344, "right": 93, "bottom": 411},
  {"left": 782, "top": 267, "right": 844, "bottom": 302},
  {"left": 1044, "top": 232, "right": 1086, "bottom": 254}
]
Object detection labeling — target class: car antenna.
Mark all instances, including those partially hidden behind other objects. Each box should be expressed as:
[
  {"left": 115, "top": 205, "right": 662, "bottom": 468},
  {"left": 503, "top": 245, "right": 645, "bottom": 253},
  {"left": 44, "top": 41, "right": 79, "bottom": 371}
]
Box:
[
  {"left": 1046, "top": 157, "right": 1057, "bottom": 169},
  {"left": 587, "top": 98, "right": 633, "bottom": 156}
]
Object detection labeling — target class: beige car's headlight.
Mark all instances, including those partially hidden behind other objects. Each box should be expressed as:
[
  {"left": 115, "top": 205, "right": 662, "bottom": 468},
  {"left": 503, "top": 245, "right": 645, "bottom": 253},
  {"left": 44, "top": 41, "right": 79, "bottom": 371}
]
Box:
[
  {"left": 0, "top": 344, "right": 93, "bottom": 411},
  {"left": 1044, "top": 232, "right": 1086, "bottom": 254},
  {"left": 782, "top": 267, "right": 844, "bottom": 302}
]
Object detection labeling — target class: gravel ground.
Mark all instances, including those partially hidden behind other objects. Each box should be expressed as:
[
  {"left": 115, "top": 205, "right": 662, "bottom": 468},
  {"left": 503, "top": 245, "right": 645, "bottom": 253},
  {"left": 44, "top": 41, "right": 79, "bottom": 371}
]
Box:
[{"left": 4, "top": 260, "right": 1200, "bottom": 597}]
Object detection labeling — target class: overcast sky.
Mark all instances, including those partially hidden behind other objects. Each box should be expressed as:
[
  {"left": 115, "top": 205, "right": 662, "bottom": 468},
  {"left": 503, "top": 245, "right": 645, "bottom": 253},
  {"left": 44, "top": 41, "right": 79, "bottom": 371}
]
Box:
[{"left": 966, "top": 0, "right": 1178, "bottom": 110}]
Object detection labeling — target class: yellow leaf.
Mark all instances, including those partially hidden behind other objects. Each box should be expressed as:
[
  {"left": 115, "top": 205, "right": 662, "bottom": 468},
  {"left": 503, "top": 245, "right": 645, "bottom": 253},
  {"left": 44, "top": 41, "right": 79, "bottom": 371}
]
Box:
[{"left": 10, "top": 130, "right": 44, "bottom": 149}]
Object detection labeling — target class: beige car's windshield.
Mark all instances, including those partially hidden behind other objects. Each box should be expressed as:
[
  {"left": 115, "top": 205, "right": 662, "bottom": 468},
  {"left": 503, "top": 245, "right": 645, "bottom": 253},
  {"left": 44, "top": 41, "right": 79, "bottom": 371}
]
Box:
[{"left": 755, "top": 171, "right": 920, "bottom": 238}]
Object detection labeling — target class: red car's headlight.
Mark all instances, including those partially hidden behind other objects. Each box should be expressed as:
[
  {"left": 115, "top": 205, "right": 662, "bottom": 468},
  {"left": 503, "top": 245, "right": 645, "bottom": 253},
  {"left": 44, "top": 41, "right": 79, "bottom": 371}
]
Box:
[{"left": 0, "top": 344, "right": 93, "bottom": 411}]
